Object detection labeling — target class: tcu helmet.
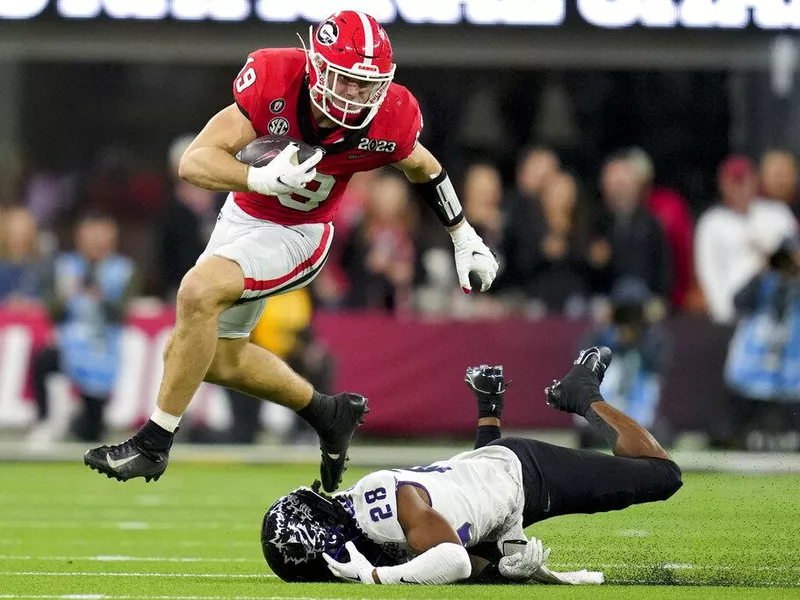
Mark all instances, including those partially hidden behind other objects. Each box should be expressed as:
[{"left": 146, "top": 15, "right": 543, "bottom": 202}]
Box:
[
  {"left": 305, "top": 11, "right": 396, "bottom": 129},
  {"left": 261, "top": 486, "right": 358, "bottom": 582}
]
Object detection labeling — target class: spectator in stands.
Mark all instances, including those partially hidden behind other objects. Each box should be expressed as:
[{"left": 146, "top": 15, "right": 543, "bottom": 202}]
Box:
[
  {"left": 578, "top": 277, "right": 672, "bottom": 448},
  {"left": 458, "top": 163, "right": 510, "bottom": 318},
  {"left": 501, "top": 147, "right": 561, "bottom": 296},
  {"left": 463, "top": 164, "right": 505, "bottom": 260},
  {"left": 514, "top": 147, "right": 561, "bottom": 203},
  {"left": 340, "top": 171, "right": 416, "bottom": 313},
  {"left": 759, "top": 149, "right": 799, "bottom": 218},
  {"left": 23, "top": 171, "right": 78, "bottom": 231},
  {"left": 591, "top": 153, "right": 673, "bottom": 301},
  {"left": 31, "top": 212, "right": 138, "bottom": 442},
  {"left": 159, "top": 134, "right": 222, "bottom": 301},
  {"left": 524, "top": 172, "right": 592, "bottom": 316},
  {"left": 0, "top": 206, "right": 45, "bottom": 308},
  {"left": 721, "top": 232, "right": 800, "bottom": 451},
  {"left": 695, "top": 155, "right": 798, "bottom": 325},
  {"left": 627, "top": 147, "right": 695, "bottom": 309}
]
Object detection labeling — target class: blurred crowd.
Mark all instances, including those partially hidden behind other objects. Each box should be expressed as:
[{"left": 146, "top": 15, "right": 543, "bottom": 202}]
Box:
[{"left": 4, "top": 137, "right": 800, "bottom": 451}]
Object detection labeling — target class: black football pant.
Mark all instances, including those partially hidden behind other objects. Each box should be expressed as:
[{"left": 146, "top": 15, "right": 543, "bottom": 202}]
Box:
[{"left": 488, "top": 437, "right": 682, "bottom": 527}]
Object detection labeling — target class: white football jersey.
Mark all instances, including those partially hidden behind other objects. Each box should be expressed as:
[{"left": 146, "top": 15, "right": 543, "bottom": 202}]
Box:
[{"left": 337, "top": 445, "right": 526, "bottom": 562}]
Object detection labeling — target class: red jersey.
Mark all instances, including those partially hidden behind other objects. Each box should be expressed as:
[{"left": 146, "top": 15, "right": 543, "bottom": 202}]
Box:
[{"left": 232, "top": 48, "right": 423, "bottom": 225}]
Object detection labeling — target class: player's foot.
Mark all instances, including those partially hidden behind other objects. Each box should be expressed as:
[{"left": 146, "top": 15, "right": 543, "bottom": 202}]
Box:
[
  {"left": 317, "top": 392, "right": 369, "bottom": 493},
  {"left": 465, "top": 365, "right": 507, "bottom": 419},
  {"left": 545, "top": 346, "right": 613, "bottom": 417},
  {"left": 83, "top": 424, "right": 174, "bottom": 482}
]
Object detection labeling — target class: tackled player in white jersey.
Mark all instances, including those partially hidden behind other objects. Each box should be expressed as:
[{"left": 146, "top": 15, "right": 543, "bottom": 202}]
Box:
[{"left": 261, "top": 346, "right": 683, "bottom": 585}]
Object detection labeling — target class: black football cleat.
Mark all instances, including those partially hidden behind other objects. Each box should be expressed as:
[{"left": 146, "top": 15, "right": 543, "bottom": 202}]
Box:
[
  {"left": 546, "top": 346, "right": 613, "bottom": 416},
  {"left": 84, "top": 434, "right": 171, "bottom": 483},
  {"left": 465, "top": 365, "right": 508, "bottom": 419},
  {"left": 318, "top": 392, "right": 369, "bottom": 493}
]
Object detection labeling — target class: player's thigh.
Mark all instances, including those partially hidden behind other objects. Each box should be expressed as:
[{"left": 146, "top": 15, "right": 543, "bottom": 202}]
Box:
[
  {"left": 201, "top": 196, "right": 332, "bottom": 338},
  {"left": 491, "top": 437, "right": 681, "bottom": 525},
  {"left": 180, "top": 256, "right": 246, "bottom": 310}
]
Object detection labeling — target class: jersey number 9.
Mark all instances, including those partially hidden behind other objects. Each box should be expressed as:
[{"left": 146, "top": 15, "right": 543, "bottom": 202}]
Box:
[{"left": 236, "top": 57, "right": 257, "bottom": 93}]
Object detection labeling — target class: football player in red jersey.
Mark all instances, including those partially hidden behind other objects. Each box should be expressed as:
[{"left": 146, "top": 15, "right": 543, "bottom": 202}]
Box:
[{"left": 84, "top": 10, "right": 499, "bottom": 493}]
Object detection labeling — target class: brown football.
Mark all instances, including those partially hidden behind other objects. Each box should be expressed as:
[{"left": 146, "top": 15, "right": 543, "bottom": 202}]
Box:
[{"left": 236, "top": 135, "right": 319, "bottom": 167}]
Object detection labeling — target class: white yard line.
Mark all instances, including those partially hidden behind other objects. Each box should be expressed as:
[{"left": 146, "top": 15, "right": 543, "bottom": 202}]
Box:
[
  {"left": 0, "top": 572, "right": 275, "bottom": 578},
  {"left": 613, "top": 578, "right": 800, "bottom": 587},
  {"left": 0, "top": 494, "right": 253, "bottom": 508},
  {"left": 552, "top": 562, "right": 800, "bottom": 572},
  {"left": 0, "top": 539, "right": 253, "bottom": 548},
  {"left": 0, "top": 596, "right": 355, "bottom": 600},
  {"left": 0, "top": 521, "right": 252, "bottom": 530},
  {"left": 0, "top": 555, "right": 262, "bottom": 563}
]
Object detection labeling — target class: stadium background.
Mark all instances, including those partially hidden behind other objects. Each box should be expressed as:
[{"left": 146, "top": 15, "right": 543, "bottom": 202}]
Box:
[{"left": 1, "top": 2, "right": 800, "bottom": 596}]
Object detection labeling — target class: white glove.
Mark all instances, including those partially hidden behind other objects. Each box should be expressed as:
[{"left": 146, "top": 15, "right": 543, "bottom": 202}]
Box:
[
  {"left": 246, "top": 143, "right": 323, "bottom": 196},
  {"left": 322, "top": 541, "right": 376, "bottom": 584},
  {"left": 450, "top": 222, "right": 499, "bottom": 293},
  {"left": 498, "top": 536, "right": 551, "bottom": 581}
]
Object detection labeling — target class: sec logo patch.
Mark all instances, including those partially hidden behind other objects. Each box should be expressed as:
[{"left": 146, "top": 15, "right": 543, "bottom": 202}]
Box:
[{"left": 268, "top": 117, "right": 290, "bottom": 135}]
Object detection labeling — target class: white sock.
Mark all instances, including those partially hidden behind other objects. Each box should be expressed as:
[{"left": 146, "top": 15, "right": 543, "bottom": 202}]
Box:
[{"left": 150, "top": 407, "right": 182, "bottom": 433}]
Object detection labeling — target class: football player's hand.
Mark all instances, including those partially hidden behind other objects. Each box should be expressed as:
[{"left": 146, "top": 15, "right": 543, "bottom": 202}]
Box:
[
  {"left": 246, "top": 143, "right": 323, "bottom": 196},
  {"left": 498, "top": 536, "right": 551, "bottom": 581},
  {"left": 322, "top": 541, "right": 376, "bottom": 584},
  {"left": 450, "top": 222, "right": 499, "bottom": 293}
]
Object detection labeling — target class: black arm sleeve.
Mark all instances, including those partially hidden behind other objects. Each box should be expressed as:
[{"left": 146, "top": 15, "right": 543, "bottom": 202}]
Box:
[
  {"left": 413, "top": 169, "right": 464, "bottom": 227},
  {"left": 474, "top": 425, "right": 501, "bottom": 449}
]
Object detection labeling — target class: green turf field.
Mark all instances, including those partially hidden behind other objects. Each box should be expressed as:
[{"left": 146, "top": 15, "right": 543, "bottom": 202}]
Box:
[{"left": 0, "top": 462, "right": 798, "bottom": 599}]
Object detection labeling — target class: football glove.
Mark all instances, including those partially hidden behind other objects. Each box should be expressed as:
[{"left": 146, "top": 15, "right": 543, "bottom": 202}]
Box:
[
  {"left": 450, "top": 222, "right": 499, "bottom": 293},
  {"left": 246, "top": 143, "right": 323, "bottom": 196},
  {"left": 498, "top": 536, "right": 551, "bottom": 581},
  {"left": 322, "top": 541, "right": 376, "bottom": 584}
]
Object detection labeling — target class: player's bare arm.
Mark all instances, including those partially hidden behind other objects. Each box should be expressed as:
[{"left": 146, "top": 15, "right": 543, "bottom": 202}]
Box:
[
  {"left": 394, "top": 142, "right": 440, "bottom": 181},
  {"left": 178, "top": 103, "right": 257, "bottom": 192},
  {"left": 323, "top": 484, "right": 471, "bottom": 585}
]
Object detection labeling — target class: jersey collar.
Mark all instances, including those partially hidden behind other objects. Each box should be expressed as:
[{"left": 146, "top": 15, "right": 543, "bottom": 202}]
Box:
[{"left": 297, "top": 77, "right": 371, "bottom": 155}]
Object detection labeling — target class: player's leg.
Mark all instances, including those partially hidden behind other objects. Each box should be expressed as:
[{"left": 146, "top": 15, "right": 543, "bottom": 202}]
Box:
[
  {"left": 206, "top": 337, "right": 313, "bottom": 410},
  {"left": 157, "top": 256, "right": 246, "bottom": 414},
  {"left": 83, "top": 255, "right": 246, "bottom": 482},
  {"left": 206, "top": 335, "right": 368, "bottom": 492},
  {"left": 547, "top": 346, "right": 670, "bottom": 460},
  {"left": 197, "top": 219, "right": 366, "bottom": 492},
  {"left": 84, "top": 197, "right": 335, "bottom": 483},
  {"left": 464, "top": 365, "right": 507, "bottom": 449},
  {"left": 493, "top": 347, "right": 682, "bottom": 526}
]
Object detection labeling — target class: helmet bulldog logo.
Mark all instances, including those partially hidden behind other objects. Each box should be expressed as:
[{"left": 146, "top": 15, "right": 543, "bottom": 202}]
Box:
[{"left": 316, "top": 22, "right": 339, "bottom": 45}]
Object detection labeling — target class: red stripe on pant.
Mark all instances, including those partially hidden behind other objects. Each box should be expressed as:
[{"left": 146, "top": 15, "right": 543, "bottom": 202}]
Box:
[{"left": 243, "top": 223, "right": 332, "bottom": 293}]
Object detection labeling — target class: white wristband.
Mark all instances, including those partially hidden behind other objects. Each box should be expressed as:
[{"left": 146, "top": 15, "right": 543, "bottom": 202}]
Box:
[
  {"left": 246, "top": 165, "right": 277, "bottom": 195},
  {"left": 375, "top": 543, "right": 471, "bottom": 585},
  {"left": 449, "top": 221, "right": 477, "bottom": 246}
]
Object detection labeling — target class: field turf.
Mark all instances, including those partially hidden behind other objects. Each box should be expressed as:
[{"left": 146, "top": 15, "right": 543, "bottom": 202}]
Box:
[{"left": 0, "top": 462, "right": 798, "bottom": 599}]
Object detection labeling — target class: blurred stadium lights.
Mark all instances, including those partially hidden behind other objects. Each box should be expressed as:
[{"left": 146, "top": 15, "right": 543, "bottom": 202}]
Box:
[{"left": 4, "top": 0, "right": 800, "bottom": 30}]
